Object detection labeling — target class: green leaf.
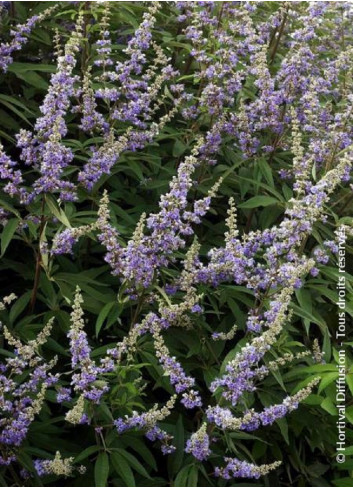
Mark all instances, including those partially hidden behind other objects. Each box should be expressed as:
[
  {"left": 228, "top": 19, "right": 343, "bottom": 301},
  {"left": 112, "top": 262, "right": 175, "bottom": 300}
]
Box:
[
  {"left": 321, "top": 397, "right": 337, "bottom": 416},
  {"left": 95, "top": 301, "right": 115, "bottom": 337},
  {"left": 74, "top": 445, "right": 100, "bottom": 463},
  {"left": 9, "top": 291, "right": 32, "bottom": 324},
  {"left": 0, "top": 198, "right": 20, "bottom": 217},
  {"left": 276, "top": 417, "right": 289, "bottom": 445},
  {"left": 173, "top": 139, "right": 187, "bottom": 157},
  {"left": 318, "top": 372, "right": 338, "bottom": 393},
  {"left": 94, "top": 452, "right": 109, "bottom": 487},
  {"left": 174, "top": 465, "right": 191, "bottom": 487},
  {"left": 111, "top": 448, "right": 151, "bottom": 480},
  {"left": 347, "top": 373, "right": 353, "bottom": 396},
  {"left": 238, "top": 195, "right": 279, "bottom": 209},
  {"left": 110, "top": 452, "right": 135, "bottom": 487},
  {"left": 258, "top": 158, "right": 274, "bottom": 187},
  {"left": 332, "top": 478, "right": 353, "bottom": 487},
  {"left": 123, "top": 436, "right": 157, "bottom": 471},
  {"left": 1, "top": 218, "right": 19, "bottom": 257},
  {"left": 187, "top": 466, "right": 199, "bottom": 487},
  {"left": 0, "top": 97, "right": 32, "bottom": 124},
  {"left": 17, "top": 451, "right": 35, "bottom": 472},
  {"left": 7, "top": 62, "right": 56, "bottom": 73},
  {"left": 46, "top": 196, "right": 71, "bottom": 228},
  {"left": 12, "top": 71, "right": 49, "bottom": 90},
  {"left": 291, "top": 303, "right": 327, "bottom": 333},
  {"left": 169, "top": 415, "right": 185, "bottom": 476}
]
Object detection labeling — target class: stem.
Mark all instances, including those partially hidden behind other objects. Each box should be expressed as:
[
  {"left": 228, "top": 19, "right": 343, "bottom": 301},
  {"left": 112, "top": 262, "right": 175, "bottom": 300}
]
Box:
[
  {"left": 341, "top": 9, "right": 346, "bottom": 95},
  {"left": 130, "top": 291, "right": 145, "bottom": 328},
  {"left": 81, "top": 1, "right": 91, "bottom": 74},
  {"left": 216, "top": 2, "right": 224, "bottom": 29},
  {"left": 10, "top": 2, "right": 15, "bottom": 18},
  {"left": 29, "top": 198, "right": 46, "bottom": 313},
  {"left": 270, "top": 7, "right": 288, "bottom": 64},
  {"left": 182, "top": 55, "right": 193, "bottom": 76},
  {"left": 268, "top": 24, "right": 279, "bottom": 53}
]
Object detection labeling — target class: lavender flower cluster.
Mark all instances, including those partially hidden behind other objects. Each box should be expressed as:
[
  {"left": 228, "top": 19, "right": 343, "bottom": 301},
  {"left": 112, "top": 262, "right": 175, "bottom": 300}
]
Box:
[
  {"left": 0, "top": 296, "right": 57, "bottom": 465},
  {"left": 0, "top": 1, "right": 352, "bottom": 484},
  {"left": 0, "top": 5, "right": 57, "bottom": 72}
]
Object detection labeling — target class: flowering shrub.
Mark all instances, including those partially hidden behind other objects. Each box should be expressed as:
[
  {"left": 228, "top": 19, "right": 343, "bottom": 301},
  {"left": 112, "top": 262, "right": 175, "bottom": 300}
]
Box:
[{"left": 0, "top": 1, "right": 353, "bottom": 486}]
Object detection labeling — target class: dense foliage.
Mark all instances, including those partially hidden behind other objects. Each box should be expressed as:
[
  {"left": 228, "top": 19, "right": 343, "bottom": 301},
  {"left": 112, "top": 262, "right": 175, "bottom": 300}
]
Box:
[{"left": 0, "top": 1, "right": 353, "bottom": 486}]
